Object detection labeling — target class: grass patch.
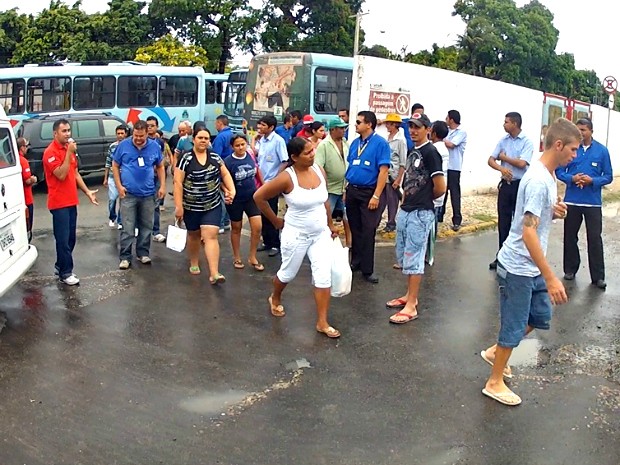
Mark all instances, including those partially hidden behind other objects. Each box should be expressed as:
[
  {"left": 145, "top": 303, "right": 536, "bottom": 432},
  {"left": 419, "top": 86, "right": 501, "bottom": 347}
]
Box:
[{"left": 471, "top": 213, "right": 497, "bottom": 223}]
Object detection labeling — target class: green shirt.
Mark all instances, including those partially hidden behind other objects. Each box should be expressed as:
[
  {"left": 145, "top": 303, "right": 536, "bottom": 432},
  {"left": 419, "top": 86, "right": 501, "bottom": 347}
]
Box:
[{"left": 315, "top": 135, "right": 349, "bottom": 195}]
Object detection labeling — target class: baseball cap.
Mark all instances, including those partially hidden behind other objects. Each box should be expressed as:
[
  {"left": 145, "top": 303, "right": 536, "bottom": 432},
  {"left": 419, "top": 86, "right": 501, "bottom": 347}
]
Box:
[
  {"left": 408, "top": 112, "right": 432, "bottom": 128},
  {"left": 327, "top": 118, "right": 348, "bottom": 130},
  {"left": 302, "top": 115, "right": 315, "bottom": 125},
  {"left": 384, "top": 113, "right": 402, "bottom": 124}
]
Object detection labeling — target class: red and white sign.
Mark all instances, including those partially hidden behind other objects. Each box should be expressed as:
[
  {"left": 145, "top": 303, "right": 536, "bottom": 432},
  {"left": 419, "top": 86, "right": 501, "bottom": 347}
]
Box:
[
  {"left": 368, "top": 91, "right": 410, "bottom": 116},
  {"left": 603, "top": 76, "right": 618, "bottom": 95}
]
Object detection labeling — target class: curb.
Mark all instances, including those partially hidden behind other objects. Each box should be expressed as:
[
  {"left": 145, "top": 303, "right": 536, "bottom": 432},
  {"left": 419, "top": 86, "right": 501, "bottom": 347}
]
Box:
[{"left": 437, "top": 220, "right": 497, "bottom": 239}]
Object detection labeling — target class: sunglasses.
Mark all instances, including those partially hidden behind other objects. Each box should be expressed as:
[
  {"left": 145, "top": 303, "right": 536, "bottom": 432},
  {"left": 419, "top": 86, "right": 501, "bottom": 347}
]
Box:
[{"left": 355, "top": 120, "right": 365, "bottom": 125}]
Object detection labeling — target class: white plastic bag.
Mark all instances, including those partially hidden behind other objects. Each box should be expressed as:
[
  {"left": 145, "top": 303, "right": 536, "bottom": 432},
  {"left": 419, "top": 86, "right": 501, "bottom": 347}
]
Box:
[
  {"left": 330, "top": 237, "right": 352, "bottom": 297},
  {"left": 166, "top": 220, "right": 187, "bottom": 253}
]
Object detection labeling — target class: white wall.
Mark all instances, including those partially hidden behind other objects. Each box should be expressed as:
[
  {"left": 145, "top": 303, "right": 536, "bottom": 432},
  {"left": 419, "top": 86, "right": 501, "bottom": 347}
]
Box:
[
  {"left": 350, "top": 56, "right": 553, "bottom": 194},
  {"left": 590, "top": 104, "right": 620, "bottom": 174}
]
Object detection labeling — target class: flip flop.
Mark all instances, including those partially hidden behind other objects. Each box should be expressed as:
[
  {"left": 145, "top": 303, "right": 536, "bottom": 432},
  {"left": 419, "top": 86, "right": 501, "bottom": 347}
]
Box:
[
  {"left": 389, "top": 311, "right": 418, "bottom": 324},
  {"left": 268, "top": 295, "right": 285, "bottom": 317},
  {"left": 209, "top": 273, "right": 226, "bottom": 285},
  {"left": 233, "top": 259, "right": 245, "bottom": 269},
  {"left": 386, "top": 297, "right": 407, "bottom": 309},
  {"left": 480, "top": 350, "right": 514, "bottom": 379},
  {"left": 316, "top": 326, "right": 341, "bottom": 338},
  {"left": 189, "top": 266, "right": 201, "bottom": 275},
  {"left": 482, "top": 388, "right": 522, "bottom": 406},
  {"left": 392, "top": 263, "right": 402, "bottom": 270},
  {"left": 248, "top": 261, "right": 265, "bottom": 271}
]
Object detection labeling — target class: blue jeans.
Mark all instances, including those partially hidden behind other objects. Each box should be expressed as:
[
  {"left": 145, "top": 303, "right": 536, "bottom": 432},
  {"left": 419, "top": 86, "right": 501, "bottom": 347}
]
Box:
[
  {"left": 51, "top": 206, "right": 77, "bottom": 279},
  {"left": 496, "top": 263, "right": 552, "bottom": 348},
  {"left": 328, "top": 193, "right": 345, "bottom": 215},
  {"left": 153, "top": 178, "right": 161, "bottom": 235},
  {"left": 119, "top": 194, "right": 156, "bottom": 261},
  {"left": 395, "top": 209, "right": 434, "bottom": 275},
  {"left": 108, "top": 179, "right": 121, "bottom": 224},
  {"left": 220, "top": 191, "right": 230, "bottom": 228}
]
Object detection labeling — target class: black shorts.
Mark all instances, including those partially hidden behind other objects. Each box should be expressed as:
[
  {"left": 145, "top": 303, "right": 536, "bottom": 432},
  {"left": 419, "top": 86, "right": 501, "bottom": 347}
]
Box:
[
  {"left": 226, "top": 198, "right": 261, "bottom": 222},
  {"left": 183, "top": 204, "right": 222, "bottom": 231}
]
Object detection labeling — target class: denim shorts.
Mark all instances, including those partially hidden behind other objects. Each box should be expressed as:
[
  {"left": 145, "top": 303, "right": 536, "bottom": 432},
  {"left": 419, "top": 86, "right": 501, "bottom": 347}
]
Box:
[
  {"left": 183, "top": 204, "right": 222, "bottom": 231},
  {"left": 496, "top": 262, "right": 553, "bottom": 348},
  {"left": 395, "top": 209, "right": 435, "bottom": 275}
]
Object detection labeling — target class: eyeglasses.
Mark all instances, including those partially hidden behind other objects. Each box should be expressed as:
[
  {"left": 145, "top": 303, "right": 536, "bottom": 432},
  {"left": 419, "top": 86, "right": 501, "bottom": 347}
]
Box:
[{"left": 355, "top": 120, "right": 364, "bottom": 125}]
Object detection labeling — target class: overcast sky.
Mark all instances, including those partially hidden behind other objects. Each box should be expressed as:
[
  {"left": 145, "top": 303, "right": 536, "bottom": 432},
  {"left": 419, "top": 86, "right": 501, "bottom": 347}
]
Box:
[{"left": 3, "top": 0, "right": 619, "bottom": 83}]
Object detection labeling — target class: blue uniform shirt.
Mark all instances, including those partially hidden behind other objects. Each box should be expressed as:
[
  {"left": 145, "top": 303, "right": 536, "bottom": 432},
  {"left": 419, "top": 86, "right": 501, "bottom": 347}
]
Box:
[
  {"left": 113, "top": 138, "right": 163, "bottom": 197},
  {"left": 491, "top": 132, "right": 534, "bottom": 181},
  {"left": 256, "top": 131, "right": 288, "bottom": 182},
  {"left": 275, "top": 125, "right": 292, "bottom": 144},
  {"left": 345, "top": 132, "right": 391, "bottom": 187},
  {"left": 555, "top": 139, "right": 613, "bottom": 207},
  {"left": 211, "top": 126, "right": 234, "bottom": 159}
]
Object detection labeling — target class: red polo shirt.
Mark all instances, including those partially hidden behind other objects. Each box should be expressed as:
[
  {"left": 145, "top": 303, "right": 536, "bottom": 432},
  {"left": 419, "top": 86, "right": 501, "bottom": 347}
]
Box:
[
  {"left": 19, "top": 155, "right": 34, "bottom": 206},
  {"left": 43, "top": 140, "right": 79, "bottom": 210}
]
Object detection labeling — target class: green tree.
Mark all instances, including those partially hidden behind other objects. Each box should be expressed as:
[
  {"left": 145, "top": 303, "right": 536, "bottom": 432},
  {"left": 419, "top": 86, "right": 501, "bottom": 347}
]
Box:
[
  {"left": 256, "top": 0, "right": 363, "bottom": 56},
  {"left": 362, "top": 44, "right": 395, "bottom": 60},
  {"left": 135, "top": 34, "right": 209, "bottom": 67},
  {"left": 148, "top": 0, "right": 254, "bottom": 73},
  {"left": 403, "top": 44, "right": 460, "bottom": 71},
  {"left": 0, "top": 9, "right": 32, "bottom": 64}
]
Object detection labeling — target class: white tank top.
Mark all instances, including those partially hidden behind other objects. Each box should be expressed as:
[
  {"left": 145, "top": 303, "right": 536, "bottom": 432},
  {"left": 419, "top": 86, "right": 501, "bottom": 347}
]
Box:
[{"left": 283, "top": 164, "right": 329, "bottom": 234}]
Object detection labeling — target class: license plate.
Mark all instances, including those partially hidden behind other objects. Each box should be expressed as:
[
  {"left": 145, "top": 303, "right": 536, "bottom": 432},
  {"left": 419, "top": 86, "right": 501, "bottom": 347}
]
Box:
[{"left": 0, "top": 225, "right": 15, "bottom": 251}]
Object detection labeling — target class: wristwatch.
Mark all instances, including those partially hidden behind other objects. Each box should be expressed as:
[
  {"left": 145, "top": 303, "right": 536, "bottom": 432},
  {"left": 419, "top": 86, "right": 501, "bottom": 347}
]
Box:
[{"left": 372, "top": 195, "right": 380, "bottom": 200}]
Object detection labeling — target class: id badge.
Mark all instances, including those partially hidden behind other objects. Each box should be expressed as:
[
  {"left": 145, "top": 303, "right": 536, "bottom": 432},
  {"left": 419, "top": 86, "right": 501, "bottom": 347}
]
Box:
[
  {"left": 352, "top": 159, "right": 361, "bottom": 165},
  {"left": 138, "top": 157, "right": 145, "bottom": 167}
]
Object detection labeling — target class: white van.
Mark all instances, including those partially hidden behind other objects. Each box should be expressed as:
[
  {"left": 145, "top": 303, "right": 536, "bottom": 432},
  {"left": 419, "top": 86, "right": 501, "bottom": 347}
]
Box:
[{"left": 0, "top": 107, "right": 37, "bottom": 299}]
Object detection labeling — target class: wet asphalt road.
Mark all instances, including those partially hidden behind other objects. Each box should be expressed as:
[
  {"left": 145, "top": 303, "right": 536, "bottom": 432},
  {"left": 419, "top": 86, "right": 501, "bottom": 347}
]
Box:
[{"left": 1, "top": 176, "right": 619, "bottom": 465}]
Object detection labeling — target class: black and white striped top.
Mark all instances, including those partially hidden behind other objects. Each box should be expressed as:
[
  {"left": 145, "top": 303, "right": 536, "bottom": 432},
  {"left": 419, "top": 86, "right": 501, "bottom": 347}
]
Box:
[{"left": 177, "top": 150, "right": 223, "bottom": 211}]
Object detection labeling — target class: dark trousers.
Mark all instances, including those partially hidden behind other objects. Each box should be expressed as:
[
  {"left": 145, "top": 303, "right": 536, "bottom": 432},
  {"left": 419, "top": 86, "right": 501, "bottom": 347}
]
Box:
[
  {"left": 26, "top": 203, "right": 34, "bottom": 242},
  {"left": 497, "top": 180, "right": 520, "bottom": 250},
  {"left": 261, "top": 195, "right": 280, "bottom": 249},
  {"left": 378, "top": 183, "right": 400, "bottom": 229},
  {"left": 51, "top": 206, "right": 77, "bottom": 279},
  {"left": 443, "top": 169, "right": 462, "bottom": 226},
  {"left": 563, "top": 205, "right": 604, "bottom": 282},
  {"left": 346, "top": 185, "right": 382, "bottom": 275}
]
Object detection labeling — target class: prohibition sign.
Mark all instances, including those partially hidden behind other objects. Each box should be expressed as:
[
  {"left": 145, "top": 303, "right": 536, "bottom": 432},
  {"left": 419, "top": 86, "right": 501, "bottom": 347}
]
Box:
[
  {"left": 395, "top": 94, "right": 410, "bottom": 114},
  {"left": 603, "top": 76, "right": 618, "bottom": 95}
]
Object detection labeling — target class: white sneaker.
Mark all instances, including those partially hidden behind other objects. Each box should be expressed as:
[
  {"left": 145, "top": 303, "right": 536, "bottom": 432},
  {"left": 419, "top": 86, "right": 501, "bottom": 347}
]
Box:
[
  {"left": 117, "top": 224, "right": 123, "bottom": 230},
  {"left": 138, "top": 256, "right": 152, "bottom": 264},
  {"left": 60, "top": 274, "right": 80, "bottom": 285},
  {"left": 119, "top": 259, "right": 130, "bottom": 270},
  {"left": 108, "top": 220, "right": 116, "bottom": 228},
  {"left": 134, "top": 228, "right": 139, "bottom": 237},
  {"left": 152, "top": 234, "right": 166, "bottom": 242},
  {"left": 218, "top": 228, "right": 225, "bottom": 234}
]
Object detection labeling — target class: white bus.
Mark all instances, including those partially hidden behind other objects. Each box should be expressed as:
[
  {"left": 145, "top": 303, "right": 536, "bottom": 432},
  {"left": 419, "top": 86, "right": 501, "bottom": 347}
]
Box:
[
  {"left": 0, "top": 106, "right": 37, "bottom": 299},
  {"left": 0, "top": 62, "right": 229, "bottom": 135}
]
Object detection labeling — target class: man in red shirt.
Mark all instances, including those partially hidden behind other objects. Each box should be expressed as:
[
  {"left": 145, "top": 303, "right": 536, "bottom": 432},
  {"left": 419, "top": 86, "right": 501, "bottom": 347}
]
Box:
[
  {"left": 17, "top": 137, "right": 36, "bottom": 242},
  {"left": 43, "top": 119, "right": 98, "bottom": 286}
]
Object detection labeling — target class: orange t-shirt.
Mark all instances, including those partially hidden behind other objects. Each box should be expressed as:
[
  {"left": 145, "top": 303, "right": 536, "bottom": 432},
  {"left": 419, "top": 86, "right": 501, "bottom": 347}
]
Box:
[
  {"left": 43, "top": 140, "right": 79, "bottom": 210},
  {"left": 19, "top": 155, "right": 34, "bottom": 205}
]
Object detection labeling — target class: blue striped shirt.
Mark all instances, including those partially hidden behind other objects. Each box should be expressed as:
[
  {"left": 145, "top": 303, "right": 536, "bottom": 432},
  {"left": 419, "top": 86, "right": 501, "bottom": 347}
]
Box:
[{"left": 492, "top": 132, "right": 534, "bottom": 180}]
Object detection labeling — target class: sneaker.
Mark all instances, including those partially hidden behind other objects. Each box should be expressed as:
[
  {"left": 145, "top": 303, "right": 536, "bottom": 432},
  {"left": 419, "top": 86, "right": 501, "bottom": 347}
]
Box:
[
  {"left": 268, "top": 247, "right": 280, "bottom": 257},
  {"left": 153, "top": 233, "right": 166, "bottom": 242},
  {"left": 134, "top": 228, "right": 139, "bottom": 237},
  {"left": 108, "top": 220, "right": 116, "bottom": 228},
  {"left": 218, "top": 228, "right": 225, "bottom": 234},
  {"left": 117, "top": 224, "right": 123, "bottom": 230},
  {"left": 223, "top": 224, "right": 231, "bottom": 231},
  {"left": 60, "top": 274, "right": 80, "bottom": 286},
  {"left": 119, "top": 260, "right": 131, "bottom": 270},
  {"left": 138, "top": 256, "right": 152, "bottom": 264}
]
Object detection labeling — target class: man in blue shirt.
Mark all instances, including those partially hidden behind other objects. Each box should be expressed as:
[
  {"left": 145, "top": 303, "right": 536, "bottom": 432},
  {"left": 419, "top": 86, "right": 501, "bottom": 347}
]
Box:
[
  {"left": 275, "top": 114, "right": 293, "bottom": 144},
  {"left": 112, "top": 120, "right": 165, "bottom": 270},
  {"left": 255, "top": 115, "right": 289, "bottom": 256},
  {"left": 345, "top": 110, "right": 391, "bottom": 283},
  {"left": 146, "top": 116, "right": 167, "bottom": 242},
  {"left": 289, "top": 110, "right": 303, "bottom": 139},
  {"left": 443, "top": 109, "right": 467, "bottom": 230},
  {"left": 487, "top": 112, "right": 534, "bottom": 269},
  {"left": 555, "top": 117, "right": 613, "bottom": 289},
  {"left": 211, "top": 115, "right": 234, "bottom": 159}
]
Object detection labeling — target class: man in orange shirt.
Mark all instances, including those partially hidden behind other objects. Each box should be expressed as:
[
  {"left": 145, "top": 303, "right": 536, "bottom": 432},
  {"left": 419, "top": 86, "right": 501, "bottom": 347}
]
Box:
[
  {"left": 43, "top": 119, "right": 98, "bottom": 286},
  {"left": 17, "top": 137, "right": 37, "bottom": 242}
]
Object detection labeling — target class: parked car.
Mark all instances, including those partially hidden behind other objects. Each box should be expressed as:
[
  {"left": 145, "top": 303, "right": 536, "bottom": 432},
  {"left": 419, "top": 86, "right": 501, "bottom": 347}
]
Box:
[{"left": 17, "top": 113, "right": 127, "bottom": 183}]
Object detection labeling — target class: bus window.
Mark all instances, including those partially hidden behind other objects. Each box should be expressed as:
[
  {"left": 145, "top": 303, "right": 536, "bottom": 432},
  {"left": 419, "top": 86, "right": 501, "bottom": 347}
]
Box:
[
  {"left": 73, "top": 76, "right": 116, "bottom": 110},
  {"left": 0, "top": 127, "right": 16, "bottom": 168},
  {"left": 159, "top": 76, "right": 198, "bottom": 107},
  {"left": 0, "top": 79, "right": 25, "bottom": 115},
  {"left": 313, "top": 68, "right": 352, "bottom": 114},
  {"left": 217, "top": 81, "right": 227, "bottom": 104},
  {"left": 118, "top": 76, "right": 157, "bottom": 108},
  {"left": 206, "top": 80, "right": 216, "bottom": 104},
  {"left": 27, "top": 77, "right": 71, "bottom": 113}
]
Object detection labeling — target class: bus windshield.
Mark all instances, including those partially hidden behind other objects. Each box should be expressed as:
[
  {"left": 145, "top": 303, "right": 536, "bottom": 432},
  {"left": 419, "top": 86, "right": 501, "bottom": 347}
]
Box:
[{"left": 224, "top": 81, "right": 245, "bottom": 117}]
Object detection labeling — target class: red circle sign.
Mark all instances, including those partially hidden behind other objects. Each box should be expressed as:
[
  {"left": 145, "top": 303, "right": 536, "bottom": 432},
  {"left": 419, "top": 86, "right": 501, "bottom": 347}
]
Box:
[{"left": 603, "top": 76, "right": 618, "bottom": 95}]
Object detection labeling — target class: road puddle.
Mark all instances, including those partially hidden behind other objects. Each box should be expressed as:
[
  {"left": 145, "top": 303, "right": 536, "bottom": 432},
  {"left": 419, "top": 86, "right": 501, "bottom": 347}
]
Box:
[
  {"left": 510, "top": 338, "right": 542, "bottom": 368},
  {"left": 179, "top": 390, "right": 249, "bottom": 415}
]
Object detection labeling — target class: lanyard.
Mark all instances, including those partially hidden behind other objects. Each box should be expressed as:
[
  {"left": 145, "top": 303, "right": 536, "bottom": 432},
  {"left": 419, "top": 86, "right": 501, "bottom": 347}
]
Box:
[{"left": 357, "top": 133, "right": 374, "bottom": 158}]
